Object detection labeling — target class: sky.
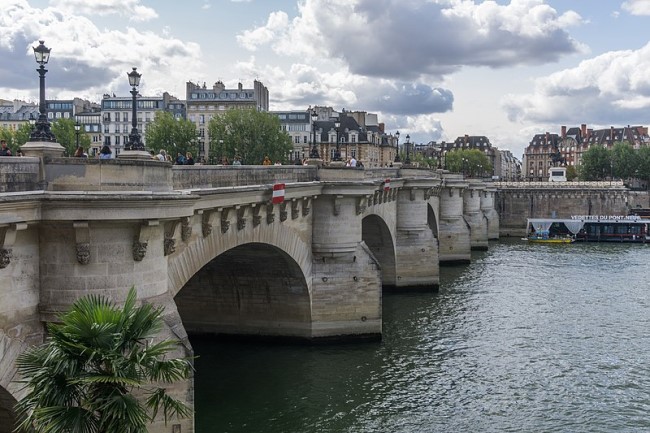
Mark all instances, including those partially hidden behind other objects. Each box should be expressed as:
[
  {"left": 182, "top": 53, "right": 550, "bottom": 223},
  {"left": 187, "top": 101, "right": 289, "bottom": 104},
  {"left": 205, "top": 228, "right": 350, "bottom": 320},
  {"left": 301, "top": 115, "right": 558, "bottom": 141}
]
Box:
[{"left": 1, "top": 0, "right": 650, "bottom": 159}]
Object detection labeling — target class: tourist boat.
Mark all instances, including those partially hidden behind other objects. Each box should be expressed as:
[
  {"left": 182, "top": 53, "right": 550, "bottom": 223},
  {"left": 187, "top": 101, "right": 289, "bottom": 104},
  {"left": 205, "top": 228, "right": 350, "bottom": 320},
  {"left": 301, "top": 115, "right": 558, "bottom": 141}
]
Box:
[{"left": 526, "top": 215, "right": 650, "bottom": 243}]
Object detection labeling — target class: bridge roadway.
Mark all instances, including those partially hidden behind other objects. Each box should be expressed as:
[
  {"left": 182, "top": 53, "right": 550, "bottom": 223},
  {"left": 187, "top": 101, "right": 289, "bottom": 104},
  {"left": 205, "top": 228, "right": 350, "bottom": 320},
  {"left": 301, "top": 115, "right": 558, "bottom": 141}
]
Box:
[{"left": 0, "top": 155, "right": 499, "bottom": 432}]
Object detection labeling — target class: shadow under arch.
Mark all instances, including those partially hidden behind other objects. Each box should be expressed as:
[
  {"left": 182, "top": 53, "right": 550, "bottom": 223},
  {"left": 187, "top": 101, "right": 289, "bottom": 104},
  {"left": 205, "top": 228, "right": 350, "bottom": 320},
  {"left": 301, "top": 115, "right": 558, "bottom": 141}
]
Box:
[
  {"left": 427, "top": 203, "right": 439, "bottom": 239},
  {"left": 174, "top": 242, "right": 311, "bottom": 339},
  {"left": 361, "top": 214, "right": 396, "bottom": 290},
  {"left": 0, "top": 387, "right": 17, "bottom": 433}
]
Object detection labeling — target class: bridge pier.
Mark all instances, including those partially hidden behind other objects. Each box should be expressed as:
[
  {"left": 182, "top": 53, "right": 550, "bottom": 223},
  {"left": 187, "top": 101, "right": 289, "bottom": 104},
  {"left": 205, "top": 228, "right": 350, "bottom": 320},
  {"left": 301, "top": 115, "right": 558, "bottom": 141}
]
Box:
[
  {"left": 312, "top": 189, "right": 382, "bottom": 339},
  {"left": 438, "top": 175, "right": 471, "bottom": 264},
  {"left": 392, "top": 183, "right": 440, "bottom": 291},
  {"left": 464, "top": 180, "right": 489, "bottom": 250},
  {"left": 481, "top": 187, "right": 500, "bottom": 240}
]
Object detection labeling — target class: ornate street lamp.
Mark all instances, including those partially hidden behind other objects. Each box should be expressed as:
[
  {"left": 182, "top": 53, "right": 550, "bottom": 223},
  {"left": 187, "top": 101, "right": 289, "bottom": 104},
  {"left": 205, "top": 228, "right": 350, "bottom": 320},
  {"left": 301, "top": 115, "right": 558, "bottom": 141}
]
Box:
[
  {"left": 309, "top": 110, "right": 319, "bottom": 158},
  {"left": 333, "top": 119, "right": 342, "bottom": 161},
  {"left": 125, "top": 67, "right": 144, "bottom": 151},
  {"left": 29, "top": 40, "right": 56, "bottom": 142},
  {"left": 404, "top": 134, "right": 411, "bottom": 165},
  {"left": 394, "top": 130, "right": 401, "bottom": 162},
  {"left": 74, "top": 121, "right": 81, "bottom": 150}
]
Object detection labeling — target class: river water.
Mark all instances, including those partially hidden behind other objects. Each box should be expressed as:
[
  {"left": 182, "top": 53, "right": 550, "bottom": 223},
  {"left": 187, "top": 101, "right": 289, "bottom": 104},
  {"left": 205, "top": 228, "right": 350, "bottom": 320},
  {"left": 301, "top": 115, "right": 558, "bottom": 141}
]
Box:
[{"left": 193, "top": 240, "right": 650, "bottom": 433}]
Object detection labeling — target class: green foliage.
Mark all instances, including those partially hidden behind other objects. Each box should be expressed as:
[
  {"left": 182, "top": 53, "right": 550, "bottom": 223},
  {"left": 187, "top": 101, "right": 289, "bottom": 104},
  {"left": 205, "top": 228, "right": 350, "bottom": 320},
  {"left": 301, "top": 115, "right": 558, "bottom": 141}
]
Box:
[
  {"left": 636, "top": 146, "right": 650, "bottom": 181},
  {"left": 50, "top": 118, "right": 91, "bottom": 156},
  {"left": 411, "top": 152, "right": 438, "bottom": 168},
  {"left": 565, "top": 165, "right": 578, "bottom": 181},
  {"left": 207, "top": 108, "right": 292, "bottom": 165},
  {"left": 15, "top": 287, "right": 192, "bottom": 433},
  {"left": 144, "top": 111, "right": 198, "bottom": 159},
  {"left": 611, "top": 142, "right": 637, "bottom": 179},
  {"left": 579, "top": 145, "right": 611, "bottom": 180},
  {"left": 443, "top": 149, "right": 492, "bottom": 177},
  {"left": 0, "top": 127, "right": 17, "bottom": 151},
  {"left": 0, "top": 124, "right": 43, "bottom": 154},
  {"left": 14, "top": 123, "right": 32, "bottom": 147}
]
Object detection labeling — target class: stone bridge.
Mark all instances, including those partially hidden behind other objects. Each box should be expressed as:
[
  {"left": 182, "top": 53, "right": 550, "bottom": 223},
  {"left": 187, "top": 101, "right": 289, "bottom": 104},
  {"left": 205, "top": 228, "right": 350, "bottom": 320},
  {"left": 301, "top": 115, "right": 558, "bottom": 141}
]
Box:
[{"left": 0, "top": 156, "right": 499, "bottom": 432}]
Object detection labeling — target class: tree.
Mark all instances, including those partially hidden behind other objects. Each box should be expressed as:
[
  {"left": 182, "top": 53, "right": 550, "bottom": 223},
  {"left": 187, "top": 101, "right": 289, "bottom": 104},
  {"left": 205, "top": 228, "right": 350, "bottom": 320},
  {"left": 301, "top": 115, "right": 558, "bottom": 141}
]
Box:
[
  {"left": 15, "top": 287, "right": 192, "bottom": 433},
  {"left": 50, "top": 118, "right": 91, "bottom": 156},
  {"left": 443, "top": 149, "right": 492, "bottom": 177},
  {"left": 145, "top": 111, "right": 198, "bottom": 160},
  {"left": 611, "top": 141, "right": 637, "bottom": 179},
  {"left": 565, "top": 165, "right": 578, "bottom": 181},
  {"left": 207, "top": 108, "right": 292, "bottom": 165},
  {"left": 579, "top": 145, "right": 610, "bottom": 180},
  {"left": 14, "top": 123, "right": 33, "bottom": 147}
]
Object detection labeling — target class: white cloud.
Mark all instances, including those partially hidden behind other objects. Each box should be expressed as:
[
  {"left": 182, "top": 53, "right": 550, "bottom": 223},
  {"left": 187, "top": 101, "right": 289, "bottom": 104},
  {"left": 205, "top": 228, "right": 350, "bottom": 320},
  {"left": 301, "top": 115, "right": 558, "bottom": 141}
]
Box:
[
  {"left": 237, "top": 0, "right": 586, "bottom": 79},
  {"left": 622, "top": 0, "right": 650, "bottom": 15},
  {"left": 501, "top": 42, "right": 650, "bottom": 126},
  {"left": 236, "top": 11, "right": 289, "bottom": 51},
  {"left": 49, "top": 0, "right": 158, "bottom": 21},
  {"left": 0, "top": 0, "right": 202, "bottom": 100}
]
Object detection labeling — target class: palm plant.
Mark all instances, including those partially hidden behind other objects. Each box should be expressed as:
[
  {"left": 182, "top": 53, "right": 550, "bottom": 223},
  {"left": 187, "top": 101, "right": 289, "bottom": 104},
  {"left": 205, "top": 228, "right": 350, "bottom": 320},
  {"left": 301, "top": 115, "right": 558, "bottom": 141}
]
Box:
[{"left": 14, "top": 287, "right": 192, "bottom": 433}]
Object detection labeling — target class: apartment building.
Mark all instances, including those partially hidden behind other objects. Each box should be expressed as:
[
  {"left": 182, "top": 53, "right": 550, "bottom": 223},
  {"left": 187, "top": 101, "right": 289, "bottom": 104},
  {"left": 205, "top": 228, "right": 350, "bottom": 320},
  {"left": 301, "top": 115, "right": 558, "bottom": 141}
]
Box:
[
  {"left": 100, "top": 92, "right": 184, "bottom": 156},
  {"left": 186, "top": 80, "right": 269, "bottom": 160}
]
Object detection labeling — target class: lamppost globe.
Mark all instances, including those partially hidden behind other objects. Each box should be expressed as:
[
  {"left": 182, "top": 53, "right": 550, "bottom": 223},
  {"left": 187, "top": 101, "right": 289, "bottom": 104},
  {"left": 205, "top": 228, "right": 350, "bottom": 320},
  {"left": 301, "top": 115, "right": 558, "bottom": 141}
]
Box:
[{"left": 33, "top": 40, "right": 51, "bottom": 65}]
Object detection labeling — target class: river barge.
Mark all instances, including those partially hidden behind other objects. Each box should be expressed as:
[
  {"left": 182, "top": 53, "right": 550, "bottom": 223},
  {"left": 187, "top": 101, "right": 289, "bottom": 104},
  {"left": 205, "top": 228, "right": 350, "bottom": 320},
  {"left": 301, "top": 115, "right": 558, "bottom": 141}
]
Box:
[{"left": 526, "top": 215, "right": 650, "bottom": 243}]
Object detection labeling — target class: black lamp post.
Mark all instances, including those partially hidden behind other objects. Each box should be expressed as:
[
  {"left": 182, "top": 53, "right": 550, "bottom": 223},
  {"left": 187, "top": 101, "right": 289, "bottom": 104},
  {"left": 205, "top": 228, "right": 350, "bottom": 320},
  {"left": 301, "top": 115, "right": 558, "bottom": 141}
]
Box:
[
  {"left": 404, "top": 134, "right": 411, "bottom": 165},
  {"left": 74, "top": 121, "right": 81, "bottom": 150},
  {"left": 333, "top": 119, "right": 342, "bottom": 161},
  {"left": 394, "top": 130, "right": 401, "bottom": 162},
  {"left": 29, "top": 40, "right": 56, "bottom": 142},
  {"left": 309, "top": 110, "right": 319, "bottom": 158},
  {"left": 125, "top": 67, "right": 144, "bottom": 151}
]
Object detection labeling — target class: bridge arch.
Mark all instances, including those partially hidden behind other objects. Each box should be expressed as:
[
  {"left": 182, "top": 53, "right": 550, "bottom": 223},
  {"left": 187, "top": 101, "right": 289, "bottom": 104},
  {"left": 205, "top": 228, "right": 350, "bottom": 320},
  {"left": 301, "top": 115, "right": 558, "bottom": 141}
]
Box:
[
  {"left": 361, "top": 214, "right": 396, "bottom": 289},
  {"left": 174, "top": 242, "right": 311, "bottom": 338},
  {"left": 168, "top": 219, "right": 312, "bottom": 297}
]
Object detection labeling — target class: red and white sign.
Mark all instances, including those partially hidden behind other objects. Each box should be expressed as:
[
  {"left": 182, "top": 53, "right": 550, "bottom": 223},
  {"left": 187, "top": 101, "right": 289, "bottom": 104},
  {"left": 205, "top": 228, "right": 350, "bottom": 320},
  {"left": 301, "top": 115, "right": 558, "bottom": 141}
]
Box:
[
  {"left": 272, "top": 183, "right": 285, "bottom": 204},
  {"left": 384, "top": 178, "right": 391, "bottom": 191}
]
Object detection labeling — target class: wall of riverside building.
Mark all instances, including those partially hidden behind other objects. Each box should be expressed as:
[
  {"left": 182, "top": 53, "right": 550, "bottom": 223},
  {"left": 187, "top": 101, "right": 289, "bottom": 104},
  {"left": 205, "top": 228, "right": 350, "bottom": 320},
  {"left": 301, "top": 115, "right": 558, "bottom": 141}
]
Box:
[{"left": 496, "top": 189, "right": 649, "bottom": 237}]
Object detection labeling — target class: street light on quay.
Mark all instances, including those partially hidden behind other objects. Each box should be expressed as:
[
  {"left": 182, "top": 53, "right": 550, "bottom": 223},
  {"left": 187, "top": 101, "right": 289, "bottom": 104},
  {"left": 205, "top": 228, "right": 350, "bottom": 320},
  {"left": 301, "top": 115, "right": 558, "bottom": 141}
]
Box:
[
  {"left": 29, "top": 40, "right": 56, "bottom": 142},
  {"left": 309, "top": 110, "right": 319, "bottom": 159},
  {"left": 394, "top": 130, "right": 401, "bottom": 163},
  {"left": 74, "top": 121, "right": 81, "bottom": 150},
  {"left": 125, "top": 67, "right": 144, "bottom": 151},
  {"left": 404, "top": 134, "right": 411, "bottom": 165},
  {"left": 333, "top": 119, "right": 342, "bottom": 161}
]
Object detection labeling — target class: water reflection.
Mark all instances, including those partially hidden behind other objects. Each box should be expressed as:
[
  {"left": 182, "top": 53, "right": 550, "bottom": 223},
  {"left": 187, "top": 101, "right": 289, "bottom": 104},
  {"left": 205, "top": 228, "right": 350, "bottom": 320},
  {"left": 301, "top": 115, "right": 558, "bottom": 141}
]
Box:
[{"left": 194, "top": 240, "right": 650, "bottom": 433}]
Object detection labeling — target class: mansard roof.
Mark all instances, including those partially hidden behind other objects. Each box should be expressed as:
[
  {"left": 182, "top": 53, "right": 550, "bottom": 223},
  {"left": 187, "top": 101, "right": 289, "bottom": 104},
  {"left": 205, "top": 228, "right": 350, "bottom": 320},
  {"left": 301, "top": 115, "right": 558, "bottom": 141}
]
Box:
[
  {"left": 529, "top": 133, "right": 561, "bottom": 147},
  {"left": 452, "top": 135, "right": 492, "bottom": 149}
]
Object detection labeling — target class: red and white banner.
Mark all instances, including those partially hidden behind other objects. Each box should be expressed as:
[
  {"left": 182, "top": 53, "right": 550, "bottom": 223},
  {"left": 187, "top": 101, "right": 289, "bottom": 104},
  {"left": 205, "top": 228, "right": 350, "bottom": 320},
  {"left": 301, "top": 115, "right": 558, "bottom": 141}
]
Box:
[
  {"left": 272, "top": 183, "right": 285, "bottom": 204},
  {"left": 384, "top": 178, "right": 391, "bottom": 191}
]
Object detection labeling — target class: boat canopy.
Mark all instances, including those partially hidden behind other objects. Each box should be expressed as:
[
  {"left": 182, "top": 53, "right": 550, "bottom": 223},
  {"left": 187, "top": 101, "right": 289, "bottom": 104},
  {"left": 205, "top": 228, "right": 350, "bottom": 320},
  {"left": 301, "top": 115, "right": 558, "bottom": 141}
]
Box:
[
  {"left": 527, "top": 218, "right": 584, "bottom": 234},
  {"left": 527, "top": 216, "right": 650, "bottom": 235}
]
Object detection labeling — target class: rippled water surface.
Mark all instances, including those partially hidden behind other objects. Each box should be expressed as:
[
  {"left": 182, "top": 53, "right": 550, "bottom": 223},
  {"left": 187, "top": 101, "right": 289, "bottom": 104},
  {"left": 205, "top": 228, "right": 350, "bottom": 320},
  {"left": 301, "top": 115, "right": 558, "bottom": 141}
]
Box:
[{"left": 193, "top": 240, "right": 650, "bottom": 432}]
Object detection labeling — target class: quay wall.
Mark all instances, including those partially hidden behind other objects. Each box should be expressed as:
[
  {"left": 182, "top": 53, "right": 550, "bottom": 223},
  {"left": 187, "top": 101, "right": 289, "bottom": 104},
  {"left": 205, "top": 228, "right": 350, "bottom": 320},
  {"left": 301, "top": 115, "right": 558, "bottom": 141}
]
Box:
[{"left": 497, "top": 185, "right": 650, "bottom": 236}]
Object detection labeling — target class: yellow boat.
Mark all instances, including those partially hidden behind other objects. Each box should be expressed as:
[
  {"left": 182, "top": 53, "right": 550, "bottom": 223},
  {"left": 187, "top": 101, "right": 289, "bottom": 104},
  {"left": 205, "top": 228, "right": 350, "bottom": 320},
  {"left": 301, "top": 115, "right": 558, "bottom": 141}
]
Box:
[{"left": 527, "top": 235, "right": 574, "bottom": 244}]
